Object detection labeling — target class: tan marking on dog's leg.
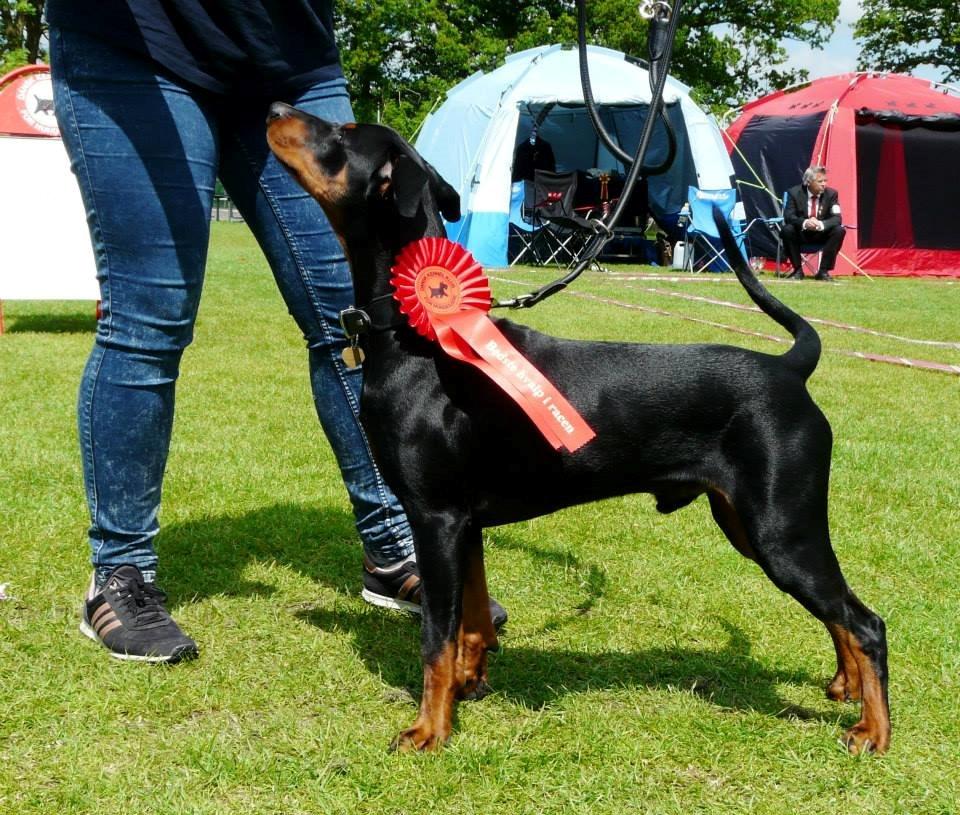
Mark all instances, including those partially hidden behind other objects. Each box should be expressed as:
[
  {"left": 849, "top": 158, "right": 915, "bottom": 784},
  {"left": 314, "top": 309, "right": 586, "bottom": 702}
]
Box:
[
  {"left": 457, "top": 546, "right": 497, "bottom": 700},
  {"left": 391, "top": 641, "right": 458, "bottom": 752},
  {"left": 826, "top": 623, "right": 862, "bottom": 702},
  {"left": 708, "top": 490, "right": 757, "bottom": 560},
  {"left": 830, "top": 624, "right": 890, "bottom": 754}
]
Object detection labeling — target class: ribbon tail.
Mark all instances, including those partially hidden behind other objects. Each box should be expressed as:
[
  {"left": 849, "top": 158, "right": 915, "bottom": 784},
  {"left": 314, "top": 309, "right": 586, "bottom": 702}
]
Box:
[
  {"left": 434, "top": 321, "right": 566, "bottom": 450},
  {"left": 441, "top": 311, "right": 596, "bottom": 452}
]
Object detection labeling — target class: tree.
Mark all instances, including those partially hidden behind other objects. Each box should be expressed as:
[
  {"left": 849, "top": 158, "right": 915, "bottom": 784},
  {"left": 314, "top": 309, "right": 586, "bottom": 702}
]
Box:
[
  {"left": 1, "top": 0, "right": 46, "bottom": 76},
  {"left": 855, "top": 0, "right": 959, "bottom": 82},
  {"left": 336, "top": 0, "right": 841, "bottom": 133}
]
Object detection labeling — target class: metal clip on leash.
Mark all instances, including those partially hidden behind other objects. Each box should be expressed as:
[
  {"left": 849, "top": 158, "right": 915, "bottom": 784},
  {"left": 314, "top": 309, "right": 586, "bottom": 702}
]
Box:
[{"left": 494, "top": 0, "right": 683, "bottom": 310}]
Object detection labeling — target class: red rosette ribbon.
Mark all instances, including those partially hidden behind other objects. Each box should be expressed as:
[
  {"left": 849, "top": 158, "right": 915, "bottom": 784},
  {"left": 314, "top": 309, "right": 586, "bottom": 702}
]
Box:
[{"left": 391, "top": 237, "right": 595, "bottom": 453}]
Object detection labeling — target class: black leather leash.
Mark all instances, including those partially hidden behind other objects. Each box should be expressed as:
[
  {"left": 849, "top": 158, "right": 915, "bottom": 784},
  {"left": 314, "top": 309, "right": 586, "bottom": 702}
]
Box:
[{"left": 493, "top": 0, "right": 683, "bottom": 310}]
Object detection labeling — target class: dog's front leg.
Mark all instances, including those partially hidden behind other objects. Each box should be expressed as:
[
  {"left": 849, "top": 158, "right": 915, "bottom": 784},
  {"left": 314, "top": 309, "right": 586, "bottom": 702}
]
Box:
[
  {"left": 390, "top": 512, "right": 471, "bottom": 752},
  {"left": 458, "top": 530, "right": 498, "bottom": 701}
]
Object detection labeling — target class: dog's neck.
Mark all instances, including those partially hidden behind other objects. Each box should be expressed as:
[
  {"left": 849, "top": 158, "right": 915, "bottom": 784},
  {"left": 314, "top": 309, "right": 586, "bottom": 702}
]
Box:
[{"left": 344, "top": 200, "right": 448, "bottom": 309}]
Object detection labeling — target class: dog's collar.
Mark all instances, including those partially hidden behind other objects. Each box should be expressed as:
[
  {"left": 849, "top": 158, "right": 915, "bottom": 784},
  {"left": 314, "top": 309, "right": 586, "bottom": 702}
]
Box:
[{"left": 339, "top": 294, "right": 406, "bottom": 339}]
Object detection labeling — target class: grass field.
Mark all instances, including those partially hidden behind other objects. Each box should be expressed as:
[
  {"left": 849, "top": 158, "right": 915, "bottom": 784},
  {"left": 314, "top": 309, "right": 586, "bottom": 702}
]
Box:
[{"left": 2, "top": 222, "right": 959, "bottom": 814}]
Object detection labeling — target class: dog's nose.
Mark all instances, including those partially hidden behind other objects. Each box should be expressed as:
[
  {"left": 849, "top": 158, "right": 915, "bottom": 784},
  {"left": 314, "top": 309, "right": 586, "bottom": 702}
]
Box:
[{"left": 267, "top": 102, "right": 294, "bottom": 123}]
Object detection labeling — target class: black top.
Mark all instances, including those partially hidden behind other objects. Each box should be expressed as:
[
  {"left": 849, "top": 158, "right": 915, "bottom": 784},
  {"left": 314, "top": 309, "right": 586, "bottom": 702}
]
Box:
[
  {"left": 512, "top": 136, "right": 556, "bottom": 182},
  {"left": 783, "top": 184, "right": 842, "bottom": 232},
  {"left": 46, "top": 0, "right": 343, "bottom": 97}
]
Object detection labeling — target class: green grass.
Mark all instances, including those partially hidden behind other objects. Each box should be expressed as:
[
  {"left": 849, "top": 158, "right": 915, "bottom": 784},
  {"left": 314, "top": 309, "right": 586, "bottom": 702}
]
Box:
[{"left": 2, "top": 222, "right": 959, "bottom": 814}]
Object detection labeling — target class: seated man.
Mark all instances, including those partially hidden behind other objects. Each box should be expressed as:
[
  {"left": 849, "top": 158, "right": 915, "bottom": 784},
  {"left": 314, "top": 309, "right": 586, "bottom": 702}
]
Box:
[{"left": 782, "top": 165, "right": 845, "bottom": 281}]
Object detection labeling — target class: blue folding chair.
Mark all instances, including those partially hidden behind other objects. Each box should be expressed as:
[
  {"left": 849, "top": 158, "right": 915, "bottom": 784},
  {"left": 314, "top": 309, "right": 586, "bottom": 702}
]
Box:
[
  {"left": 681, "top": 187, "right": 748, "bottom": 273},
  {"left": 507, "top": 180, "right": 538, "bottom": 265}
]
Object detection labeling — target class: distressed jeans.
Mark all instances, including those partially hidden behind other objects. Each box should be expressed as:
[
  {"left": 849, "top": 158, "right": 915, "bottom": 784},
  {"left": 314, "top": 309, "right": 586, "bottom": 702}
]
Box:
[{"left": 50, "top": 27, "right": 413, "bottom": 582}]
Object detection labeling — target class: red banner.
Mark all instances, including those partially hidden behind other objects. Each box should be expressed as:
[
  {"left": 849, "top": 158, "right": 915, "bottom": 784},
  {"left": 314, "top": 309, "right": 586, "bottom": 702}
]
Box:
[{"left": 391, "top": 238, "right": 595, "bottom": 452}]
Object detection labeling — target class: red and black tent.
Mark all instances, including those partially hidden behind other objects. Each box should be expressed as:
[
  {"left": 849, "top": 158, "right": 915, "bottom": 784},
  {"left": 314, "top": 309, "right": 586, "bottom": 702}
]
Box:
[{"left": 725, "top": 73, "right": 960, "bottom": 277}]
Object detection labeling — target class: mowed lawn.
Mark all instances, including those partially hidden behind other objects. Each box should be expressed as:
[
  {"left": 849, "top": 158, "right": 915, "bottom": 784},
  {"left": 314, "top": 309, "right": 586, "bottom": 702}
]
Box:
[{"left": 1, "top": 222, "right": 958, "bottom": 814}]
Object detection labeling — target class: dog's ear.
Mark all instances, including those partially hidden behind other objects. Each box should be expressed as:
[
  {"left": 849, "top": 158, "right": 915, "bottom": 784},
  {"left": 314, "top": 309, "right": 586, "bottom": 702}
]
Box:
[
  {"left": 390, "top": 154, "right": 430, "bottom": 219},
  {"left": 426, "top": 160, "right": 461, "bottom": 223},
  {"left": 385, "top": 131, "right": 461, "bottom": 222}
]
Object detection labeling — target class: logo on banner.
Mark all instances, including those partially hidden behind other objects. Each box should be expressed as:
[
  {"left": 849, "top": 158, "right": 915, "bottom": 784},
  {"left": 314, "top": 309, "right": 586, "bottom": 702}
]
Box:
[{"left": 15, "top": 74, "right": 59, "bottom": 136}]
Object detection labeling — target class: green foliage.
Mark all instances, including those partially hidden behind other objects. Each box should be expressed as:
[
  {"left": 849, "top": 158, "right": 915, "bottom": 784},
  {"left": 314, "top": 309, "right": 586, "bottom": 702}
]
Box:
[
  {"left": 335, "top": 0, "right": 841, "bottom": 133},
  {"left": 855, "top": 0, "right": 959, "bottom": 81},
  {"left": 0, "top": 0, "right": 46, "bottom": 75}
]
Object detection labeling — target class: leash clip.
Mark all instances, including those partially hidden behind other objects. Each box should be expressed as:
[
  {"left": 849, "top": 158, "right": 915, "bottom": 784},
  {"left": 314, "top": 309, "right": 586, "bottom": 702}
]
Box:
[
  {"left": 339, "top": 306, "right": 372, "bottom": 339},
  {"left": 639, "top": 0, "right": 671, "bottom": 20}
]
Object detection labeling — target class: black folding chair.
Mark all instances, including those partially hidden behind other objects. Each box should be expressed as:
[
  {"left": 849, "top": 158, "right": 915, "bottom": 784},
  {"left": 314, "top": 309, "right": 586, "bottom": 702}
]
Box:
[{"left": 530, "top": 170, "right": 600, "bottom": 268}]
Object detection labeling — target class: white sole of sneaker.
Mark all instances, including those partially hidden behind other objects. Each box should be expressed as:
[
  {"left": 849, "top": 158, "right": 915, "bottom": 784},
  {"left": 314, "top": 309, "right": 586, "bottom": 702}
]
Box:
[
  {"left": 361, "top": 588, "right": 422, "bottom": 615},
  {"left": 79, "top": 620, "right": 192, "bottom": 663}
]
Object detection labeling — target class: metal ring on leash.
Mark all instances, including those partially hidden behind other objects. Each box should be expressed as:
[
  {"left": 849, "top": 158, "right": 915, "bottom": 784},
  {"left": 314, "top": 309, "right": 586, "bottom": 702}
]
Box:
[{"left": 639, "top": 1, "right": 673, "bottom": 20}]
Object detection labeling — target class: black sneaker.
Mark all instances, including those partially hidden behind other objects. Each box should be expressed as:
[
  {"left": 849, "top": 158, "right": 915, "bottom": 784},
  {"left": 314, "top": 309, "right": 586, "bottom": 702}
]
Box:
[
  {"left": 80, "top": 565, "right": 199, "bottom": 663},
  {"left": 362, "top": 555, "right": 508, "bottom": 629}
]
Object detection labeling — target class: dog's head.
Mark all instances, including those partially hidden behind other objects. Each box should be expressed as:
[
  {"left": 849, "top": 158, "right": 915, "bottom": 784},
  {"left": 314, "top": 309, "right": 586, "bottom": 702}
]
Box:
[{"left": 266, "top": 102, "right": 460, "bottom": 237}]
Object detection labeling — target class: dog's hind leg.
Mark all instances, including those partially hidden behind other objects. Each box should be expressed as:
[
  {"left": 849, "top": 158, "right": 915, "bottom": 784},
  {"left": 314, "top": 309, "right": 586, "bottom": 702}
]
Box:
[
  {"left": 390, "top": 512, "right": 471, "bottom": 752},
  {"left": 724, "top": 482, "right": 890, "bottom": 754}
]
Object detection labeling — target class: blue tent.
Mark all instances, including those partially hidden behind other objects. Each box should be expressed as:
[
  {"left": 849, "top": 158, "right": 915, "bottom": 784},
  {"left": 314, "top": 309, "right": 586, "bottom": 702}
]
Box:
[{"left": 414, "top": 44, "right": 736, "bottom": 267}]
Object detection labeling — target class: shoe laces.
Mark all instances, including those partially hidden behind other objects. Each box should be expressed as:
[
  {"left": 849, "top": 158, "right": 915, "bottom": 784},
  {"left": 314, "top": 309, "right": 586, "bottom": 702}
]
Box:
[{"left": 116, "top": 578, "right": 169, "bottom": 627}]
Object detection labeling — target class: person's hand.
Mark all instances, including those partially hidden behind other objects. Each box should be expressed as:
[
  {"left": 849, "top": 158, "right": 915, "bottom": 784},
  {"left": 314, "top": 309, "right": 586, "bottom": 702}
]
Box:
[{"left": 803, "top": 217, "right": 824, "bottom": 231}]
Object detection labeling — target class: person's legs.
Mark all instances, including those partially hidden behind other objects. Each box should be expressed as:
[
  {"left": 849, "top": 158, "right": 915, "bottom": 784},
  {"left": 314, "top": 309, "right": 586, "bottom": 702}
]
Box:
[
  {"left": 780, "top": 222, "right": 804, "bottom": 274},
  {"left": 52, "top": 27, "right": 214, "bottom": 660},
  {"left": 216, "top": 81, "right": 414, "bottom": 566},
  {"left": 817, "top": 225, "right": 846, "bottom": 273},
  {"left": 52, "top": 28, "right": 218, "bottom": 584}
]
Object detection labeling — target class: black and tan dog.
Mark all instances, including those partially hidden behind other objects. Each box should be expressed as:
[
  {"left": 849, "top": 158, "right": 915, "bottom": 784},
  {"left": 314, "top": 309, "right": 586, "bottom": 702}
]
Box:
[{"left": 266, "top": 102, "right": 890, "bottom": 755}]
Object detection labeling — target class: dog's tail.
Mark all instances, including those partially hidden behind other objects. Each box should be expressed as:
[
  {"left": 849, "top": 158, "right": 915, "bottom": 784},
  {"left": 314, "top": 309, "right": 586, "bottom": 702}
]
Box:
[{"left": 712, "top": 209, "right": 821, "bottom": 379}]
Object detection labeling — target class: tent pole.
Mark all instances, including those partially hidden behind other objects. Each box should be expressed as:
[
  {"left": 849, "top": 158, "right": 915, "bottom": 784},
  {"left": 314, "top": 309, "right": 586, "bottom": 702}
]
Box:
[{"left": 839, "top": 250, "right": 874, "bottom": 281}]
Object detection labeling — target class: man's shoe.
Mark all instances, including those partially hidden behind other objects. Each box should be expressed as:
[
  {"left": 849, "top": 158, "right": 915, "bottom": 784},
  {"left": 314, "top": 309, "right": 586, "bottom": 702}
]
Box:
[
  {"left": 80, "top": 565, "right": 198, "bottom": 663},
  {"left": 784, "top": 268, "right": 804, "bottom": 280},
  {"left": 362, "top": 555, "right": 508, "bottom": 629},
  {"left": 814, "top": 270, "right": 834, "bottom": 281}
]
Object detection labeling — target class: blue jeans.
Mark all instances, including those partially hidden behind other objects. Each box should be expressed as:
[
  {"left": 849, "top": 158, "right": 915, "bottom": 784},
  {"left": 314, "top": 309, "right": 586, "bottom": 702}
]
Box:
[{"left": 50, "top": 27, "right": 413, "bottom": 582}]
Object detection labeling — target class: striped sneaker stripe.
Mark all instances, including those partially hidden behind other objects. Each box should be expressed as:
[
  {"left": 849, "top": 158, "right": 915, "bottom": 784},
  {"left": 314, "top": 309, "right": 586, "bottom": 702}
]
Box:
[
  {"left": 397, "top": 574, "right": 421, "bottom": 602},
  {"left": 98, "top": 619, "right": 123, "bottom": 637},
  {"left": 90, "top": 603, "right": 113, "bottom": 628}
]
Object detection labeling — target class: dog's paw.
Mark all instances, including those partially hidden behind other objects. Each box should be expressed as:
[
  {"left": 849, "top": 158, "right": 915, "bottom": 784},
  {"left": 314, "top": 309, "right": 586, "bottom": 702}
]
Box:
[
  {"left": 826, "top": 670, "right": 861, "bottom": 702},
  {"left": 389, "top": 725, "right": 449, "bottom": 753},
  {"left": 842, "top": 722, "right": 888, "bottom": 756},
  {"left": 460, "top": 679, "right": 493, "bottom": 702}
]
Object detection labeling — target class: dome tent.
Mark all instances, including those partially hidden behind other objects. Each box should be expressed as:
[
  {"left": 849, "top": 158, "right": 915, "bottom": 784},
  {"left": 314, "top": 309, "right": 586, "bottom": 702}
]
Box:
[
  {"left": 414, "top": 44, "right": 735, "bottom": 267},
  {"left": 726, "top": 72, "right": 960, "bottom": 277}
]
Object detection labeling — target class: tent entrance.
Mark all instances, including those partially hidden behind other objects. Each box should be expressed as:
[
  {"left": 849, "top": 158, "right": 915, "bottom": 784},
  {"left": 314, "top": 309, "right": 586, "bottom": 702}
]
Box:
[{"left": 513, "top": 101, "right": 694, "bottom": 230}]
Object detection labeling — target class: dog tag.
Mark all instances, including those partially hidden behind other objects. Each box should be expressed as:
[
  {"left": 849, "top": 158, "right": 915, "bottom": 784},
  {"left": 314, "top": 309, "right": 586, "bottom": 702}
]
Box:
[{"left": 341, "top": 345, "right": 366, "bottom": 368}]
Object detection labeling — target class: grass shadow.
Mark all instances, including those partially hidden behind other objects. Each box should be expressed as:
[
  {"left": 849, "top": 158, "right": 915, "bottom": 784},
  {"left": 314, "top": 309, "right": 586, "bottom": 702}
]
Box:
[
  {"left": 158, "top": 503, "right": 847, "bottom": 726},
  {"left": 4, "top": 313, "right": 97, "bottom": 334},
  {"left": 158, "top": 502, "right": 361, "bottom": 602},
  {"left": 297, "top": 605, "right": 846, "bottom": 725}
]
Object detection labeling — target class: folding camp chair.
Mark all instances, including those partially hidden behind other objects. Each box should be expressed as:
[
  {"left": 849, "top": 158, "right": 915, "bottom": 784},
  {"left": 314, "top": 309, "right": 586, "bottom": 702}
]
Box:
[
  {"left": 681, "top": 187, "right": 748, "bottom": 273},
  {"left": 530, "top": 170, "right": 599, "bottom": 268},
  {"left": 507, "top": 180, "right": 539, "bottom": 265}
]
